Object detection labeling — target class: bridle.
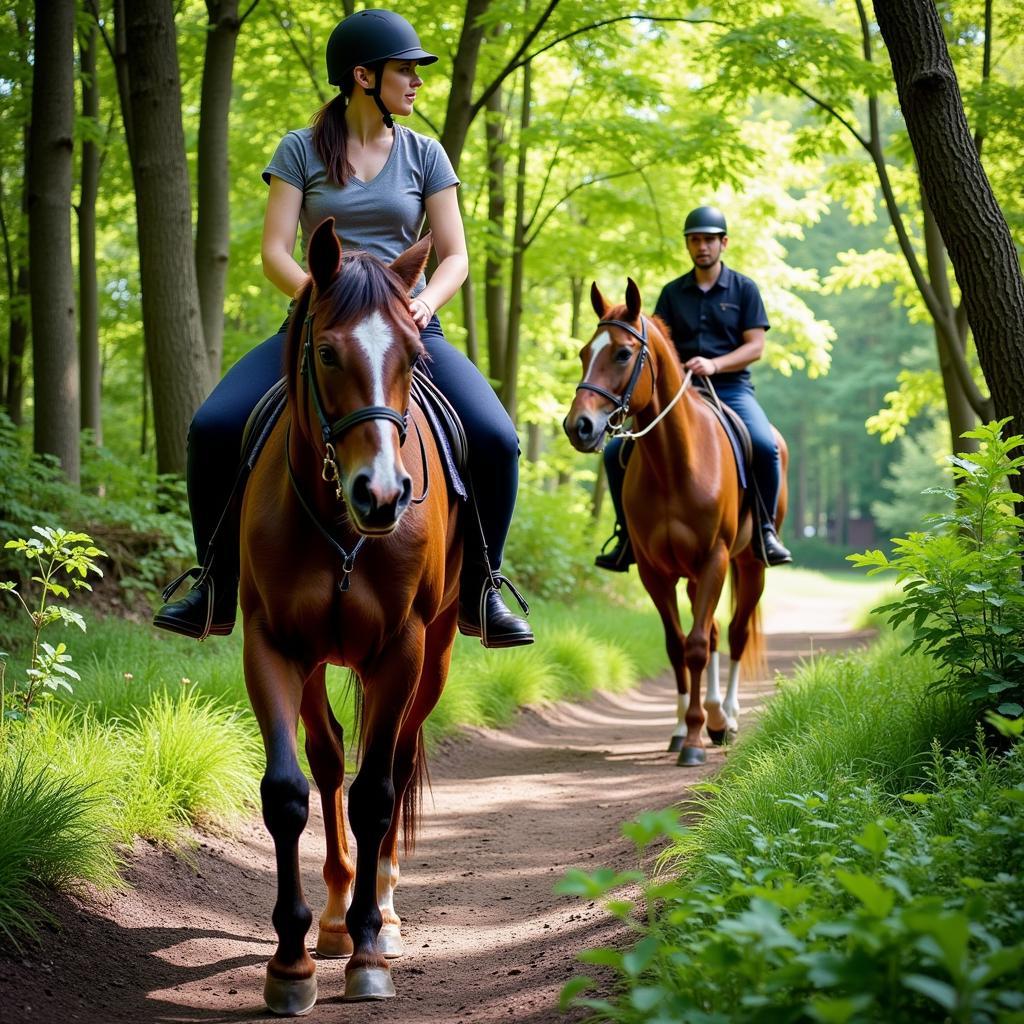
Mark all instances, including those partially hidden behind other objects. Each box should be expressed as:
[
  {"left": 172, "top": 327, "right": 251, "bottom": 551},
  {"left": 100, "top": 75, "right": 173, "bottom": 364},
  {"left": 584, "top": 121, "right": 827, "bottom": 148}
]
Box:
[
  {"left": 286, "top": 307, "right": 429, "bottom": 592},
  {"left": 574, "top": 315, "right": 693, "bottom": 441},
  {"left": 574, "top": 317, "right": 654, "bottom": 433}
]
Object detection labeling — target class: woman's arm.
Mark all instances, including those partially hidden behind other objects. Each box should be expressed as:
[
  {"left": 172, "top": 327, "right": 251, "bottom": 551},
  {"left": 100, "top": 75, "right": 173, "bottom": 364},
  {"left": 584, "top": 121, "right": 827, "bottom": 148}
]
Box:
[
  {"left": 410, "top": 184, "right": 469, "bottom": 329},
  {"left": 261, "top": 176, "right": 308, "bottom": 298}
]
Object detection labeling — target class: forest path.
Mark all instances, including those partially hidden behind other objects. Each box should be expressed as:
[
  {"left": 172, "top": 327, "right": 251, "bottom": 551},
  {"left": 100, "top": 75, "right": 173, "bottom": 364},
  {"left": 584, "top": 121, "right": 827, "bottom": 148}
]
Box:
[{"left": 3, "top": 613, "right": 874, "bottom": 1024}]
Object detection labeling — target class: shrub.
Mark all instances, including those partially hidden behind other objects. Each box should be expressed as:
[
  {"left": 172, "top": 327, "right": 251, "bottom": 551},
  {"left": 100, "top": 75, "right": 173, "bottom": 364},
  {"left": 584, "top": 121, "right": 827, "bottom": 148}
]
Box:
[{"left": 850, "top": 419, "right": 1024, "bottom": 720}]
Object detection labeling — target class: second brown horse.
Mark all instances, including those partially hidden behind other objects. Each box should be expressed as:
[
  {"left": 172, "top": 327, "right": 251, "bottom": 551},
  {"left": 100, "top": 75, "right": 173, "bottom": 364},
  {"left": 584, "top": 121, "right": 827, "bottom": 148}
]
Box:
[{"left": 564, "top": 279, "right": 787, "bottom": 767}]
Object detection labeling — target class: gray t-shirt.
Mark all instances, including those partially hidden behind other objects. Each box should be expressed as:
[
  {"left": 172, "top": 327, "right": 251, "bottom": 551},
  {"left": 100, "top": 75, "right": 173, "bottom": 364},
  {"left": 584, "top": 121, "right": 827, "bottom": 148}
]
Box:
[{"left": 262, "top": 125, "right": 459, "bottom": 293}]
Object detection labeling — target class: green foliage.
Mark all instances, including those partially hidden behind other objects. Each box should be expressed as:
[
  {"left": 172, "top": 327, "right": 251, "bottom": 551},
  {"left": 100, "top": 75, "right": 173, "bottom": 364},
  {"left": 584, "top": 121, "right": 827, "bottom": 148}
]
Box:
[
  {"left": 1, "top": 525, "right": 105, "bottom": 716},
  {"left": 850, "top": 420, "right": 1024, "bottom": 718},
  {"left": 0, "top": 746, "right": 120, "bottom": 950},
  {"left": 561, "top": 646, "right": 1024, "bottom": 1023}
]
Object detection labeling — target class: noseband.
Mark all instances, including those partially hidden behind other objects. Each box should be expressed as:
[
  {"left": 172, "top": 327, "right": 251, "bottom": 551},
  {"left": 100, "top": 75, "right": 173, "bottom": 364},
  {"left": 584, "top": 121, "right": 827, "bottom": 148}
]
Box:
[
  {"left": 300, "top": 310, "right": 410, "bottom": 497},
  {"left": 574, "top": 317, "right": 654, "bottom": 432}
]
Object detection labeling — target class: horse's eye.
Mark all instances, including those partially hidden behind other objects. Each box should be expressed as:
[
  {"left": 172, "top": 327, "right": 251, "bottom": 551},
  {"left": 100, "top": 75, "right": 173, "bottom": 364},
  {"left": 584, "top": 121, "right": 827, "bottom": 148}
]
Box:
[
  {"left": 615, "top": 347, "right": 633, "bottom": 363},
  {"left": 318, "top": 346, "right": 337, "bottom": 367}
]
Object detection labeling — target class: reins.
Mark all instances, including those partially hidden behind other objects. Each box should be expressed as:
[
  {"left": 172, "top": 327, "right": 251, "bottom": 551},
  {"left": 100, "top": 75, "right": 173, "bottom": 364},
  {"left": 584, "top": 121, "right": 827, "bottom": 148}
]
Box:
[{"left": 575, "top": 316, "right": 692, "bottom": 440}]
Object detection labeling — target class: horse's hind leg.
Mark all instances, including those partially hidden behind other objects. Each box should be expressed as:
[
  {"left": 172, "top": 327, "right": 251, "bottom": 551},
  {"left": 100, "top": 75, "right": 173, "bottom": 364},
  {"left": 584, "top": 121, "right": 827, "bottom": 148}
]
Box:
[
  {"left": 244, "top": 631, "right": 317, "bottom": 1016},
  {"left": 725, "top": 554, "right": 766, "bottom": 739},
  {"left": 377, "top": 606, "right": 458, "bottom": 960},
  {"left": 300, "top": 666, "right": 355, "bottom": 959},
  {"left": 344, "top": 635, "right": 426, "bottom": 1001}
]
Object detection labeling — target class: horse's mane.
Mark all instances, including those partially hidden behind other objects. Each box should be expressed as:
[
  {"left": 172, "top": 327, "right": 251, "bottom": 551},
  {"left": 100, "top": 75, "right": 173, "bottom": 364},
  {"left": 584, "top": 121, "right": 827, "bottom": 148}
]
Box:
[{"left": 285, "top": 249, "right": 413, "bottom": 401}]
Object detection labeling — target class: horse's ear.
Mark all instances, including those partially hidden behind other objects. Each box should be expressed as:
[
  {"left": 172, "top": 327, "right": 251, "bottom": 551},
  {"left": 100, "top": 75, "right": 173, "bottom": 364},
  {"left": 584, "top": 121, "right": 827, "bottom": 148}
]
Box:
[
  {"left": 389, "top": 232, "right": 433, "bottom": 293},
  {"left": 625, "top": 278, "right": 642, "bottom": 321},
  {"left": 590, "top": 282, "right": 608, "bottom": 318},
  {"left": 308, "top": 217, "right": 342, "bottom": 294}
]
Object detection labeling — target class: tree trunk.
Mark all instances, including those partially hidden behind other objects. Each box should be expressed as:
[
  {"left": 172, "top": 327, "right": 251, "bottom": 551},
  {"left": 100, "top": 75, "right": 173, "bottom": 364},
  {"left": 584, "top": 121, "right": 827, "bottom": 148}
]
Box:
[
  {"left": 439, "top": 0, "right": 492, "bottom": 172},
  {"left": 196, "top": 0, "right": 246, "bottom": 381},
  {"left": 873, "top": 0, "right": 1024, "bottom": 490},
  {"left": 121, "top": 0, "right": 210, "bottom": 477},
  {"left": 484, "top": 86, "right": 507, "bottom": 383},
  {"left": 501, "top": 61, "right": 531, "bottom": 421},
  {"left": 79, "top": 18, "right": 102, "bottom": 444},
  {"left": 29, "top": 0, "right": 80, "bottom": 483}
]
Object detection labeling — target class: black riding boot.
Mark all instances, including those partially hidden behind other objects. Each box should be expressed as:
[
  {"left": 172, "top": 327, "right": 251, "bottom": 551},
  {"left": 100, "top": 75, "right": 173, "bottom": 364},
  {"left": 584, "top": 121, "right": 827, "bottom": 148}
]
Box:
[
  {"left": 458, "top": 570, "right": 533, "bottom": 648},
  {"left": 153, "top": 566, "right": 238, "bottom": 640},
  {"left": 760, "top": 525, "right": 792, "bottom": 567},
  {"left": 595, "top": 525, "right": 634, "bottom": 572}
]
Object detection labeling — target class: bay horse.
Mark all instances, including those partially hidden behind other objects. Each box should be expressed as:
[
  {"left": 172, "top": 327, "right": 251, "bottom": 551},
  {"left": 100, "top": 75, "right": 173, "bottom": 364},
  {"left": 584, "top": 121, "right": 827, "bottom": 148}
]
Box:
[
  {"left": 239, "top": 218, "right": 461, "bottom": 1014},
  {"left": 564, "top": 280, "right": 787, "bottom": 767}
]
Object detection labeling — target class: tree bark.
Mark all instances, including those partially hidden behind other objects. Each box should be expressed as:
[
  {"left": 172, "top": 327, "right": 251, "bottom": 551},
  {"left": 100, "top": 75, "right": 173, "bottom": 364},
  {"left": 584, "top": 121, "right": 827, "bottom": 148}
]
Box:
[
  {"left": 28, "top": 0, "right": 80, "bottom": 483},
  {"left": 439, "top": 0, "right": 492, "bottom": 174},
  {"left": 196, "top": 0, "right": 254, "bottom": 381},
  {"left": 501, "top": 61, "right": 531, "bottom": 421},
  {"left": 484, "top": 86, "right": 507, "bottom": 383},
  {"left": 873, "top": 0, "right": 1024, "bottom": 468},
  {"left": 121, "top": 0, "right": 210, "bottom": 476},
  {"left": 78, "top": 18, "right": 102, "bottom": 444}
]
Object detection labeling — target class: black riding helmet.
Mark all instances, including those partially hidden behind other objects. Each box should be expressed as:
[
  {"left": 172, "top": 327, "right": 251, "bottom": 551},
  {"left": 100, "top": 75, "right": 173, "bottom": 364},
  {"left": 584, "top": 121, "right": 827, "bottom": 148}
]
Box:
[
  {"left": 683, "top": 206, "right": 728, "bottom": 236},
  {"left": 326, "top": 9, "right": 436, "bottom": 128}
]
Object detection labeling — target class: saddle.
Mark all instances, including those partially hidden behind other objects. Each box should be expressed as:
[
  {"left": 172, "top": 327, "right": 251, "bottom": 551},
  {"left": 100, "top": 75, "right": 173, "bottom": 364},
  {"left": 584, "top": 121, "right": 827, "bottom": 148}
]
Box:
[
  {"left": 240, "top": 369, "right": 469, "bottom": 499},
  {"left": 693, "top": 380, "right": 752, "bottom": 492}
]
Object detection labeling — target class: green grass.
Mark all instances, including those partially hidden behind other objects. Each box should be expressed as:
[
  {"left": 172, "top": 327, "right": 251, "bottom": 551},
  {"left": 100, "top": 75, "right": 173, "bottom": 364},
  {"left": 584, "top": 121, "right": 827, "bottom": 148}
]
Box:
[{"left": 668, "top": 633, "right": 976, "bottom": 884}]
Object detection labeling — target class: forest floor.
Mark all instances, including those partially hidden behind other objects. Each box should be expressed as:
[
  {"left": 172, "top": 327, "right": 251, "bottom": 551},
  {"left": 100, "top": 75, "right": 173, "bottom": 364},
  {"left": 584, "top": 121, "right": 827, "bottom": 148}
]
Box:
[{"left": 1, "top": 584, "right": 877, "bottom": 1024}]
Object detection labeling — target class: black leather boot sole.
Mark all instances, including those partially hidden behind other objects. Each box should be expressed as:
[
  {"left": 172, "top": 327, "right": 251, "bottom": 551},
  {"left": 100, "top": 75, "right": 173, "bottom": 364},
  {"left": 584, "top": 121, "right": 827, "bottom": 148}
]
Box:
[
  {"left": 762, "top": 529, "right": 793, "bottom": 567},
  {"left": 458, "top": 588, "right": 534, "bottom": 648}
]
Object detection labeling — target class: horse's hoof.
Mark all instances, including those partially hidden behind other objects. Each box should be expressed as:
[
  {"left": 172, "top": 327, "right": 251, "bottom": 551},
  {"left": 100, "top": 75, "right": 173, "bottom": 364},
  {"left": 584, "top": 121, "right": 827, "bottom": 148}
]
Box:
[
  {"left": 707, "top": 727, "right": 727, "bottom": 746},
  {"left": 667, "top": 735, "right": 685, "bottom": 753},
  {"left": 264, "top": 973, "right": 317, "bottom": 1016},
  {"left": 344, "top": 965, "right": 396, "bottom": 1001},
  {"left": 677, "top": 746, "right": 706, "bottom": 767},
  {"left": 378, "top": 922, "right": 404, "bottom": 959},
  {"left": 727, "top": 727, "right": 738, "bottom": 745},
  {"left": 316, "top": 927, "right": 354, "bottom": 958}
]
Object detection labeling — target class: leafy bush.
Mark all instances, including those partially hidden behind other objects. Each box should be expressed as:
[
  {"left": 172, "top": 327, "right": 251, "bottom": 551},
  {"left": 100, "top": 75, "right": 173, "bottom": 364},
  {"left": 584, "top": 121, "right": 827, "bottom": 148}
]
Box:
[
  {"left": 560, "top": 729, "right": 1024, "bottom": 1024},
  {"left": 850, "top": 420, "right": 1024, "bottom": 719}
]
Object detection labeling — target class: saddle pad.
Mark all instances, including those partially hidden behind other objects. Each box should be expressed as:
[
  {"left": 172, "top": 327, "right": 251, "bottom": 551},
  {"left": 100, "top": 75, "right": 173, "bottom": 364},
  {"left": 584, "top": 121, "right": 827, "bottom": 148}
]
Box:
[
  {"left": 695, "top": 383, "right": 751, "bottom": 492},
  {"left": 239, "top": 372, "right": 468, "bottom": 500}
]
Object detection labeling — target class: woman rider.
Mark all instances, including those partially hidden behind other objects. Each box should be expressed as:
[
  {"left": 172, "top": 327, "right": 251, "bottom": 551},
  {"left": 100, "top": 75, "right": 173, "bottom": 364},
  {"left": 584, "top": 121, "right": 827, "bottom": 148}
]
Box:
[{"left": 154, "top": 8, "right": 533, "bottom": 648}]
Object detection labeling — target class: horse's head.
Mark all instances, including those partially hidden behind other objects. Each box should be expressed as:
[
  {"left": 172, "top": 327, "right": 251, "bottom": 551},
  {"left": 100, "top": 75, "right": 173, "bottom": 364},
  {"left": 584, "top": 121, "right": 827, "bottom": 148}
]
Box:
[
  {"left": 292, "top": 217, "right": 431, "bottom": 535},
  {"left": 563, "top": 279, "right": 653, "bottom": 452}
]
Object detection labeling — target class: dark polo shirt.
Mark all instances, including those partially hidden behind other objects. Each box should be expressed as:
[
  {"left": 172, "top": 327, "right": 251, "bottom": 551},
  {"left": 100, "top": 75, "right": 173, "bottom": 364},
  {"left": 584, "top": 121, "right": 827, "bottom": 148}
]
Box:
[{"left": 653, "top": 263, "right": 770, "bottom": 386}]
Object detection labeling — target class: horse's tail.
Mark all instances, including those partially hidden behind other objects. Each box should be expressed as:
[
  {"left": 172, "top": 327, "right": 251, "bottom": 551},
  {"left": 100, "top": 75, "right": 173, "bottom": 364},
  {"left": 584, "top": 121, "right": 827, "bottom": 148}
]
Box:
[
  {"left": 729, "top": 559, "right": 766, "bottom": 681},
  {"left": 401, "top": 731, "right": 431, "bottom": 855}
]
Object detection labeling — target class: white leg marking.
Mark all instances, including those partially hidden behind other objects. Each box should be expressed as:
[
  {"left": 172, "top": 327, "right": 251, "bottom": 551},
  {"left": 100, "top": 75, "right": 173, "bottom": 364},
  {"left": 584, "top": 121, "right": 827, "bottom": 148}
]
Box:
[
  {"left": 581, "top": 330, "right": 612, "bottom": 384},
  {"left": 704, "top": 651, "right": 726, "bottom": 730},
  {"left": 353, "top": 312, "right": 401, "bottom": 490},
  {"left": 376, "top": 856, "right": 403, "bottom": 958},
  {"left": 724, "top": 660, "right": 741, "bottom": 732},
  {"left": 671, "top": 693, "right": 690, "bottom": 738}
]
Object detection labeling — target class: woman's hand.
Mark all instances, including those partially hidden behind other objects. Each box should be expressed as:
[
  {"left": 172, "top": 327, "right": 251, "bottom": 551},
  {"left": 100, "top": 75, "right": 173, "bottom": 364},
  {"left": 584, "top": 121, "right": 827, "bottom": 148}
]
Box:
[{"left": 409, "top": 295, "right": 434, "bottom": 329}]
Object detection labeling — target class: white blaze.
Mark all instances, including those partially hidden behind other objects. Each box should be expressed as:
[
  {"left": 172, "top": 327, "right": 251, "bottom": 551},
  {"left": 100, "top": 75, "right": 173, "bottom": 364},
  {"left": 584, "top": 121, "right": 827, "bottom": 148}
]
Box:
[
  {"left": 352, "top": 311, "right": 401, "bottom": 488},
  {"left": 582, "top": 330, "right": 612, "bottom": 384}
]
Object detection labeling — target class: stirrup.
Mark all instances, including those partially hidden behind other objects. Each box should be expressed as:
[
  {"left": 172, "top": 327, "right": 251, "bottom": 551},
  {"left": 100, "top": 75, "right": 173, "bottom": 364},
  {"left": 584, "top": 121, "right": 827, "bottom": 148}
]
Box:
[{"left": 160, "top": 565, "right": 204, "bottom": 603}]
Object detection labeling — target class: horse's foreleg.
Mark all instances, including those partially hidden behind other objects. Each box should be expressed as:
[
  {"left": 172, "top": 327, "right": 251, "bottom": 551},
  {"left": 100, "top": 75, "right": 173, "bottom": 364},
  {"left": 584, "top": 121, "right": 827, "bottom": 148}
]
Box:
[
  {"left": 689, "top": 580, "right": 725, "bottom": 737},
  {"left": 300, "top": 666, "right": 355, "bottom": 960},
  {"left": 244, "top": 631, "right": 317, "bottom": 1016},
  {"left": 680, "top": 546, "right": 729, "bottom": 766},
  {"left": 636, "top": 563, "right": 688, "bottom": 754},
  {"left": 344, "top": 635, "right": 425, "bottom": 1002},
  {"left": 377, "top": 605, "right": 458, "bottom": 961}
]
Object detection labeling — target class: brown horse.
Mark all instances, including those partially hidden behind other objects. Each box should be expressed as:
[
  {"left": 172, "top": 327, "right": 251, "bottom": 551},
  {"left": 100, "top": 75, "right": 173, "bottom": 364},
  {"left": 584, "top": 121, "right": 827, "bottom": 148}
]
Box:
[
  {"left": 564, "top": 280, "right": 787, "bottom": 767},
  {"left": 239, "top": 219, "right": 461, "bottom": 1014}
]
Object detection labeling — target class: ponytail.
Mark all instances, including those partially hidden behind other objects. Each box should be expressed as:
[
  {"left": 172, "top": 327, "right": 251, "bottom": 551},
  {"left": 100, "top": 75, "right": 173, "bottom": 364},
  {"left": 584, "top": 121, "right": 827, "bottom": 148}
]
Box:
[{"left": 311, "top": 92, "right": 352, "bottom": 186}]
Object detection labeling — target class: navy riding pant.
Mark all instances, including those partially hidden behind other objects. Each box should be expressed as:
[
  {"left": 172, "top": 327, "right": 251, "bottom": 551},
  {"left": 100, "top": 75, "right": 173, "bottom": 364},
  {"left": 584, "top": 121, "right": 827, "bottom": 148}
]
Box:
[
  {"left": 186, "top": 314, "right": 519, "bottom": 585},
  {"left": 602, "top": 380, "right": 781, "bottom": 528}
]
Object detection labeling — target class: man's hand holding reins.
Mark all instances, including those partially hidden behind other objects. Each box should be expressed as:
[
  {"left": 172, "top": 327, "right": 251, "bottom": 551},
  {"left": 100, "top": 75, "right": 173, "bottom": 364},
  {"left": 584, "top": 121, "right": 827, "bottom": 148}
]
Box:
[{"left": 685, "top": 356, "right": 718, "bottom": 377}]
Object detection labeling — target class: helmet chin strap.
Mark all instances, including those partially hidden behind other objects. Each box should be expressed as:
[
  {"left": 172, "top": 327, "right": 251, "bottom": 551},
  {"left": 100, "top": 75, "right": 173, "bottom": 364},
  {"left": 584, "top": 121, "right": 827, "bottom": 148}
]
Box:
[{"left": 366, "top": 62, "right": 394, "bottom": 129}]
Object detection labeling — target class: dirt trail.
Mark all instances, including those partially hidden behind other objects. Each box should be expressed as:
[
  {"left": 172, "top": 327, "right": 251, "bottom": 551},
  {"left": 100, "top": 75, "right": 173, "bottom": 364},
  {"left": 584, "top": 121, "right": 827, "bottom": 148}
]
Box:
[{"left": 1, "top": 628, "right": 872, "bottom": 1024}]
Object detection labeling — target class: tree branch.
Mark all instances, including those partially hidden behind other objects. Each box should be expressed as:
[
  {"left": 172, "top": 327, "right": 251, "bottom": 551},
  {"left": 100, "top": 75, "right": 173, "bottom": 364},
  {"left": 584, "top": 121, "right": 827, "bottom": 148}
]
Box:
[
  {"left": 239, "top": 0, "right": 261, "bottom": 26},
  {"left": 271, "top": 3, "right": 328, "bottom": 105},
  {"left": 782, "top": 75, "right": 871, "bottom": 151},
  {"left": 524, "top": 76, "right": 579, "bottom": 235},
  {"left": 86, "top": 0, "right": 116, "bottom": 66}
]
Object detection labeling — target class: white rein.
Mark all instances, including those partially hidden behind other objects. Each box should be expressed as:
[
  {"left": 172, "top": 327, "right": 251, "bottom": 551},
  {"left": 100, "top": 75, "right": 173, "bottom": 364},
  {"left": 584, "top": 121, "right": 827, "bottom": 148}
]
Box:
[{"left": 612, "top": 369, "right": 694, "bottom": 440}]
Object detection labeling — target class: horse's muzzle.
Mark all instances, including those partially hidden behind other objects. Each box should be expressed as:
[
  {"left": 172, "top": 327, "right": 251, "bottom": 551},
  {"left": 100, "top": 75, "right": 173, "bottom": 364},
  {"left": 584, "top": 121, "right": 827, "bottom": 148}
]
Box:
[
  {"left": 347, "top": 469, "right": 413, "bottom": 534},
  {"left": 563, "top": 410, "right": 607, "bottom": 453}
]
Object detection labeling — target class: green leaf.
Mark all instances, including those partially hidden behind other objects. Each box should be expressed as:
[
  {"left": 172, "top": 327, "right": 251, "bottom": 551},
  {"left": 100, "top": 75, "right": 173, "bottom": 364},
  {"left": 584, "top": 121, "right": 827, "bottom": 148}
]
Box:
[
  {"left": 808, "top": 994, "right": 873, "bottom": 1023},
  {"left": 558, "top": 976, "right": 593, "bottom": 1012},
  {"left": 834, "top": 870, "right": 894, "bottom": 917},
  {"left": 622, "top": 935, "right": 661, "bottom": 977},
  {"left": 854, "top": 821, "right": 888, "bottom": 857},
  {"left": 901, "top": 973, "right": 957, "bottom": 1011}
]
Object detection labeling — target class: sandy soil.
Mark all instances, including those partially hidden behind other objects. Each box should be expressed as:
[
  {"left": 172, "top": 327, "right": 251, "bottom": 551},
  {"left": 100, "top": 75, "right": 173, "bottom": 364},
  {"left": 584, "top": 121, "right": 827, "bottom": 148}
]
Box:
[{"left": 0, "top": 626, "right": 872, "bottom": 1024}]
